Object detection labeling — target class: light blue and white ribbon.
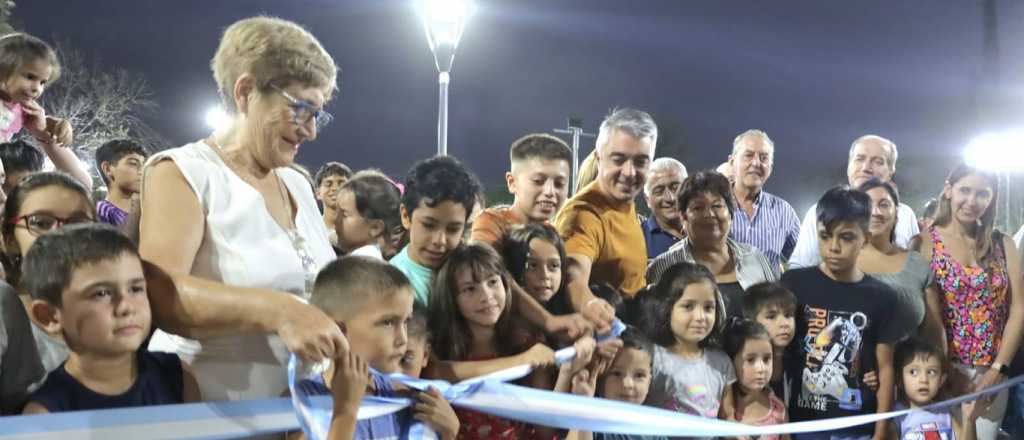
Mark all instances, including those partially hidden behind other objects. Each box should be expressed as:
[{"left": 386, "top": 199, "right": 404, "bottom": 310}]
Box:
[
  {"left": 288, "top": 320, "right": 628, "bottom": 439},
  {"left": 4, "top": 315, "right": 1021, "bottom": 440},
  {"left": 5, "top": 370, "right": 1017, "bottom": 440}
]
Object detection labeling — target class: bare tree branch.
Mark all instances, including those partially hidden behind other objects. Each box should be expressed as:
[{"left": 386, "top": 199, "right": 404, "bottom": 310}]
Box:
[
  {"left": 0, "top": 1, "right": 14, "bottom": 35},
  {"left": 38, "top": 40, "right": 171, "bottom": 173}
]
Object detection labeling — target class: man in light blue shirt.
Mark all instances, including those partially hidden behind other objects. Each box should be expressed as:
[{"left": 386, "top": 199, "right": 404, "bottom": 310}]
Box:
[{"left": 727, "top": 130, "right": 801, "bottom": 268}]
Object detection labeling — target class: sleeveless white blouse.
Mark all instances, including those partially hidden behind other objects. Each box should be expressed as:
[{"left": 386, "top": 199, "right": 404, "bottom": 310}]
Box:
[{"left": 144, "top": 140, "right": 335, "bottom": 401}]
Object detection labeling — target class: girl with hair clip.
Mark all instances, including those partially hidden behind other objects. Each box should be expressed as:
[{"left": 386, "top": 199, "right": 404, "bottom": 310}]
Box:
[
  {"left": 639, "top": 261, "right": 736, "bottom": 439},
  {"left": 425, "top": 242, "right": 560, "bottom": 440},
  {"left": 912, "top": 161, "right": 1024, "bottom": 439},
  {"left": 721, "top": 318, "right": 788, "bottom": 440},
  {"left": 333, "top": 169, "right": 406, "bottom": 260}
]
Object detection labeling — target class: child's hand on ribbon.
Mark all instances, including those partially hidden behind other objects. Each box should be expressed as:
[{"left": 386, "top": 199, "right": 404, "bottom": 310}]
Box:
[
  {"left": 546, "top": 312, "right": 591, "bottom": 340},
  {"left": 862, "top": 370, "right": 879, "bottom": 392},
  {"left": 570, "top": 357, "right": 610, "bottom": 398},
  {"left": 413, "top": 387, "right": 460, "bottom": 440},
  {"left": 962, "top": 398, "right": 983, "bottom": 424},
  {"left": 331, "top": 351, "right": 370, "bottom": 416},
  {"left": 582, "top": 297, "right": 616, "bottom": 334},
  {"left": 567, "top": 336, "right": 596, "bottom": 373},
  {"left": 519, "top": 343, "right": 556, "bottom": 369},
  {"left": 595, "top": 337, "right": 623, "bottom": 362}
]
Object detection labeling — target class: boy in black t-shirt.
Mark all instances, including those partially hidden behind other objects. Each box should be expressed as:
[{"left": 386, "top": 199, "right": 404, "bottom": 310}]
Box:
[
  {"left": 21, "top": 225, "right": 199, "bottom": 413},
  {"left": 782, "top": 187, "right": 902, "bottom": 440}
]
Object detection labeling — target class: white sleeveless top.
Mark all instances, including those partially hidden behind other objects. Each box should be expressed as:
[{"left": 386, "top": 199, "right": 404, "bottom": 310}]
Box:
[{"left": 144, "top": 140, "right": 335, "bottom": 401}]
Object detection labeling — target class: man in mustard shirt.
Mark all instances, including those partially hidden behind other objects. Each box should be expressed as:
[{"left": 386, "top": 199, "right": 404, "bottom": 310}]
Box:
[{"left": 554, "top": 108, "right": 656, "bottom": 332}]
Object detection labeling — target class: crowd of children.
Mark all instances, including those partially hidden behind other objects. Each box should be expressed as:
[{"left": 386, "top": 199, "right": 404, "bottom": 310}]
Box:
[{"left": 0, "top": 26, "right": 1019, "bottom": 440}]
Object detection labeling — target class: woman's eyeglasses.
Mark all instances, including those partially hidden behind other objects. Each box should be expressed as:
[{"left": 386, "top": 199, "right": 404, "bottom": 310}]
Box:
[
  {"left": 8, "top": 213, "right": 92, "bottom": 236},
  {"left": 270, "top": 84, "right": 333, "bottom": 131}
]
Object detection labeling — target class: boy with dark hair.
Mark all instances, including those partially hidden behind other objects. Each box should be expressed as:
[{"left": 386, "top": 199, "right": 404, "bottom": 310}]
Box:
[
  {"left": 299, "top": 256, "right": 457, "bottom": 440},
  {"left": 390, "top": 155, "right": 481, "bottom": 305},
  {"left": 315, "top": 161, "right": 353, "bottom": 247},
  {"left": 743, "top": 282, "right": 797, "bottom": 401},
  {"left": 21, "top": 224, "right": 198, "bottom": 413},
  {"left": 95, "top": 139, "right": 149, "bottom": 226},
  {"left": 782, "top": 187, "right": 903, "bottom": 440},
  {"left": 472, "top": 133, "right": 571, "bottom": 254},
  {"left": 0, "top": 139, "right": 44, "bottom": 195},
  {"left": 0, "top": 139, "right": 92, "bottom": 195}
]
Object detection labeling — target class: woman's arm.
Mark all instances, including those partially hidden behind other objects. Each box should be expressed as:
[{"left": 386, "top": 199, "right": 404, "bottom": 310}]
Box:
[
  {"left": 996, "top": 234, "right": 1024, "bottom": 368},
  {"left": 872, "top": 343, "right": 895, "bottom": 440},
  {"left": 144, "top": 263, "right": 347, "bottom": 362},
  {"left": 181, "top": 362, "right": 201, "bottom": 403},
  {"left": 955, "top": 399, "right": 981, "bottom": 440},
  {"left": 140, "top": 159, "right": 347, "bottom": 362},
  {"left": 977, "top": 235, "right": 1024, "bottom": 392},
  {"left": 920, "top": 284, "right": 946, "bottom": 351},
  {"left": 914, "top": 233, "right": 948, "bottom": 354},
  {"left": 139, "top": 160, "right": 204, "bottom": 275}
]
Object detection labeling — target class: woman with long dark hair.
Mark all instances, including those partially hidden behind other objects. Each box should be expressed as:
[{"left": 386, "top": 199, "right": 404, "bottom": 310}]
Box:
[{"left": 913, "top": 162, "right": 1024, "bottom": 439}]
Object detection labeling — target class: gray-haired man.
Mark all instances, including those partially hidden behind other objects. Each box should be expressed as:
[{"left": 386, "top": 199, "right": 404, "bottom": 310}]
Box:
[
  {"left": 789, "top": 135, "right": 920, "bottom": 268},
  {"left": 554, "top": 108, "right": 657, "bottom": 332},
  {"left": 642, "top": 157, "right": 687, "bottom": 259}
]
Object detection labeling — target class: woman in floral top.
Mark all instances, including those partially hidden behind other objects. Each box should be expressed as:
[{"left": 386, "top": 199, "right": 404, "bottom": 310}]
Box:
[{"left": 913, "top": 161, "right": 1024, "bottom": 440}]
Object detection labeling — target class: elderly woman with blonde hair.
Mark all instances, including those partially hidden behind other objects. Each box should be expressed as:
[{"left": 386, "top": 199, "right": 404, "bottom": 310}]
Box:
[{"left": 140, "top": 16, "right": 346, "bottom": 402}]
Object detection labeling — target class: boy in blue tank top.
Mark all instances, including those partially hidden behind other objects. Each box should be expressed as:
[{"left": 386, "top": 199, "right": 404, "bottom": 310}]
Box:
[{"left": 21, "top": 224, "right": 199, "bottom": 413}]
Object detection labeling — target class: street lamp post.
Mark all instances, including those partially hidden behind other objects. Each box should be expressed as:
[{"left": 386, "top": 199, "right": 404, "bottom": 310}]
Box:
[
  {"left": 553, "top": 117, "right": 596, "bottom": 195},
  {"left": 420, "top": 0, "right": 473, "bottom": 156},
  {"left": 964, "top": 129, "right": 1024, "bottom": 232}
]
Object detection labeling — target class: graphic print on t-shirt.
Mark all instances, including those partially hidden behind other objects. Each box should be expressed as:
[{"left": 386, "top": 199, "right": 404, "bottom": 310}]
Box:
[
  {"left": 669, "top": 384, "right": 717, "bottom": 418},
  {"left": 799, "top": 304, "right": 867, "bottom": 412},
  {"left": 901, "top": 422, "right": 952, "bottom": 440}
]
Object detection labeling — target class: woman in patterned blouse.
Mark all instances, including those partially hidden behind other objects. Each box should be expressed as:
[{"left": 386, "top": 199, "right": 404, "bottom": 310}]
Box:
[{"left": 912, "top": 161, "right": 1024, "bottom": 440}]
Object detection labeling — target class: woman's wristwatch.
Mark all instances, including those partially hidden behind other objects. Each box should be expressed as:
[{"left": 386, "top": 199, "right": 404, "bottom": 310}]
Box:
[{"left": 992, "top": 362, "right": 1010, "bottom": 375}]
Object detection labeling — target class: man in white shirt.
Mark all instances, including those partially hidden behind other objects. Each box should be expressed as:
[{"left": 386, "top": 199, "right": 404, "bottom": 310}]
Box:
[{"left": 789, "top": 135, "right": 919, "bottom": 268}]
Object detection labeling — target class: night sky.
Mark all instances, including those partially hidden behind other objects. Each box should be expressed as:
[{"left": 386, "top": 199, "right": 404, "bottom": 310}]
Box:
[{"left": 15, "top": 1, "right": 1024, "bottom": 215}]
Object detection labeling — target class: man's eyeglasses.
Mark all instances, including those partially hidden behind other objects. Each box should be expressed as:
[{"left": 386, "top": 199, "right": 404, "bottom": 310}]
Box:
[
  {"left": 270, "top": 84, "right": 333, "bottom": 131},
  {"left": 8, "top": 213, "right": 92, "bottom": 236}
]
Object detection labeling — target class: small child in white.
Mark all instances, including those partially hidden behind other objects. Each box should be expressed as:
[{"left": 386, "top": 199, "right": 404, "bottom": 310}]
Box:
[{"left": 890, "top": 338, "right": 980, "bottom": 440}]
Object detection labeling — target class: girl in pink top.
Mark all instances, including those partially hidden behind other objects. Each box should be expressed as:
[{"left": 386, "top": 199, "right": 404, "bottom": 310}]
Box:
[
  {"left": 0, "top": 34, "right": 92, "bottom": 193},
  {"left": 0, "top": 34, "right": 72, "bottom": 145},
  {"left": 722, "top": 318, "right": 789, "bottom": 440},
  {"left": 916, "top": 162, "right": 1024, "bottom": 440}
]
